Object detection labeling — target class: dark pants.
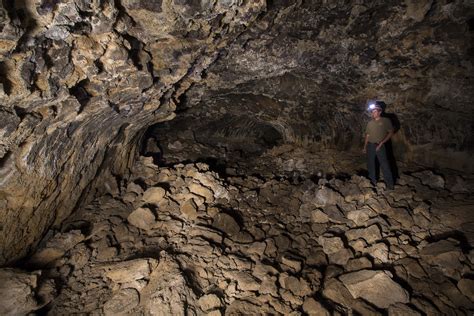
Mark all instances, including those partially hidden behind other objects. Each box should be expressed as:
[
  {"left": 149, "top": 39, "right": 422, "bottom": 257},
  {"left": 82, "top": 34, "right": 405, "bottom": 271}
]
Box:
[{"left": 367, "top": 142, "right": 394, "bottom": 189}]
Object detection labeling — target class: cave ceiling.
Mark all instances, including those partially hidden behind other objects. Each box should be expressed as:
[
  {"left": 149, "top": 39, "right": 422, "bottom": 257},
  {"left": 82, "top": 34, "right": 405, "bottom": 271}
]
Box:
[{"left": 0, "top": 0, "right": 473, "bottom": 266}]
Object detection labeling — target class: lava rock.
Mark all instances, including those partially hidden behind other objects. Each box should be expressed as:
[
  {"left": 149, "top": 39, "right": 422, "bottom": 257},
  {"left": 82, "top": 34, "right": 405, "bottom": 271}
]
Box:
[{"left": 339, "top": 270, "right": 409, "bottom": 309}]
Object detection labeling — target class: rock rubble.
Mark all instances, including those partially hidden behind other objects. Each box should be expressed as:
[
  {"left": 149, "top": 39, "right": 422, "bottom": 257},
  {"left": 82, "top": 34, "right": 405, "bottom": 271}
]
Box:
[{"left": 1, "top": 156, "right": 473, "bottom": 315}]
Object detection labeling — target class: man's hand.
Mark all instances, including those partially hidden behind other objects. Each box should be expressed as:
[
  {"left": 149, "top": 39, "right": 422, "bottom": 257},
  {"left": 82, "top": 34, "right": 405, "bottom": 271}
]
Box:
[
  {"left": 376, "top": 143, "right": 383, "bottom": 151},
  {"left": 362, "top": 147, "right": 367, "bottom": 154}
]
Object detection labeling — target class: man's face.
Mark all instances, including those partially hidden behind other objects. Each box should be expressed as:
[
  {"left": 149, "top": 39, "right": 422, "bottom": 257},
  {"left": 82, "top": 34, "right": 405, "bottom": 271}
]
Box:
[{"left": 371, "top": 108, "right": 381, "bottom": 119}]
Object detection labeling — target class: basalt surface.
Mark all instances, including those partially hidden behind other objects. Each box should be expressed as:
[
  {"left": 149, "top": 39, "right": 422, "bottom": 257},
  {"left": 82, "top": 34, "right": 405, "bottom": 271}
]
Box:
[
  {"left": 0, "top": 0, "right": 473, "bottom": 313},
  {"left": 1, "top": 155, "right": 473, "bottom": 315}
]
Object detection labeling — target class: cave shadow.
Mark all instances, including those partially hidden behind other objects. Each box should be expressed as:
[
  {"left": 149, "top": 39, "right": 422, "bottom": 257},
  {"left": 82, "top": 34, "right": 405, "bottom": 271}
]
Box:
[{"left": 382, "top": 111, "right": 401, "bottom": 181}]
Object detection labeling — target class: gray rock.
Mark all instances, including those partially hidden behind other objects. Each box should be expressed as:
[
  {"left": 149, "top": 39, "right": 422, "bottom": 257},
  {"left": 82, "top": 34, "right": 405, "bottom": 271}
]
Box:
[{"left": 314, "top": 186, "right": 344, "bottom": 207}]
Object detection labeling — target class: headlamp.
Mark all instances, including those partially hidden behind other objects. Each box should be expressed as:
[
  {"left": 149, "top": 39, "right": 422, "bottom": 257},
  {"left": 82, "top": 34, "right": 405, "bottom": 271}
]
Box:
[{"left": 367, "top": 100, "right": 382, "bottom": 112}]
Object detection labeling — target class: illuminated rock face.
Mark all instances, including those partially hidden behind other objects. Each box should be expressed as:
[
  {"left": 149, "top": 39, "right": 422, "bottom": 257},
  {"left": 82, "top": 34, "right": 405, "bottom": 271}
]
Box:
[
  {"left": 0, "top": 0, "right": 266, "bottom": 265},
  {"left": 1, "top": 159, "right": 472, "bottom": 314},
  {"left": 0, "top": 0, "right": 472, "bottom": 271}
]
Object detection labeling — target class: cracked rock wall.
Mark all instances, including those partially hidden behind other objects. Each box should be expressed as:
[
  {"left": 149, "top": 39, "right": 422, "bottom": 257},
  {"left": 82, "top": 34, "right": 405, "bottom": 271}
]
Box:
[
  {"left": 176, "top": 0, "right": 474, "bottom": 167},
  {"left": 1, "top": 0, "right": 473, "bottom": 267},
  {"left": 0, "top": 0, "right": 266, "bottom": 265}
]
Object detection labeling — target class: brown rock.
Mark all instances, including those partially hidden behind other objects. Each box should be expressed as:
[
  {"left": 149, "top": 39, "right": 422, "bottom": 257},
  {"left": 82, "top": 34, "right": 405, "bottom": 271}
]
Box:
[
  {"left": 346, "top": 225, "right": 382, "bottom": 244},
  {"left": 104, "top": 259, "right": 157, "bottom": 284},
  {"left": 302, "top": 297, "right": 330, "bottom": 316},
  {"left": 458, "top": 278, "right": 474, "bottom": 301},
  {"left": 0, "top": 269, "right": 41, "bottom": 315},
  {"left": 189, "top": 182, "right": 215, "bottom": 202},
  {"left": 318, "top": 236, "right": 345, "bottom": 255},
  {"left": 198, "top": 294, "right": 222, "bottom": 312},
  {"left": 103, "top": 288, "right": 140, "bottom": 315},
  {"left": 180, "top": 199, "right": 199, "bottom": 220},
  {"left": 339, "top": 270, "right": 409, "bottom": 308},
  {"left": 322, "top": 278, "right": 379, "bottom": 315},
  {"left": 142, "top": 187, "right": 166, "bottom": 205},
  {"left": 387, "top": 303, "right": 421, "bottom": 316},
  {"left": 212, "top": 212, "right": 240, "bottom": 236},
  {"left": 127, "top": 207, "right": 156, "bottom": 230}
]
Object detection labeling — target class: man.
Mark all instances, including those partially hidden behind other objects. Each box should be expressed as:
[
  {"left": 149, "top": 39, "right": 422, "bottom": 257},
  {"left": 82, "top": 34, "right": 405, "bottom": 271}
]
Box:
[{"left": 363, "top": 101, "right": 395, "bottom": 190}]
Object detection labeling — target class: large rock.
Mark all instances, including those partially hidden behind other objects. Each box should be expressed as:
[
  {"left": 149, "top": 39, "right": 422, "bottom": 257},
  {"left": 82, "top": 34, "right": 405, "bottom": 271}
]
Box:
[
  {"left": 28, "top": 230, "right": 85, "bottom": 267},
  {"left": 339, "top": 270, "right": 409, "bottom": 308},
  {"left": 419, "top": 239, "right": 464, "bottom": 279},
  {"left": 142, "top": 187, "right": 166, "bottom": 205},
  {"left": 0, "top": 269, "right": 41, "bottom": 315},
  {"left": 127, "top": 207, "right": 156, "bottom": 230},
  {"left": 103, "top": 288, "right": 140, "bottom": 315},
  {"left": 212, "top": 212, "right": 241, "bottom": 236},
  {"left": 318, "top": 235, "right": 345, "bottom": 255},
  {"left": 346, "top": 225, "right": 382, "bottom": 244}
]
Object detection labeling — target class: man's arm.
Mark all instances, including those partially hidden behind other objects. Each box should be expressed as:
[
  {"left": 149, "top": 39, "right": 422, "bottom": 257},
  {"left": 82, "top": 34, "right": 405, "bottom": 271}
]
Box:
[
  {"left": 363, "top": 134, "right": 369, "bottom": 153},
  {"left": 376, "top": 130, "right": 394, "bottom": 151}
]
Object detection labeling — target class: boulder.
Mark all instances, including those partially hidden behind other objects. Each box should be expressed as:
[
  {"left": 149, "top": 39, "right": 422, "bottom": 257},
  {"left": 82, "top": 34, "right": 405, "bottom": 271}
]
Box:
[
  {"left": 339, "top": 270, "right": 409, "bottom": 308},
  {"left": 346, "top": 225, "right": 382, "bottom": 244},
  {"left": 198, "top": 294, "right": 222, "bottom": 312},
  {"left": 189, "top": 182, "right": 214, "bottom": 202},
  {"left": 212, "top": 212, "right": 240, "bottom": 236},
  {"left": 0, "top": 269, "right": 42, "bottom": 315},
  {"left": 180, "top": 199, "right": 199, "bottom": 220},
  {"left": 318, "top": 236, "right": 345, "bottom": 255},
  {"left": 142, "top": 187, "right": 166, "bottom": 205},
  {"left": 419, "top": 239, "right": 464, "bottom": 279},
  {"left": 103, "top": 288, "right": 140, "bottom": 315},
  {"left": 457, "top": 278, "right": 474, "bottom": 301},
  {"left": 127, "top": 207, "right": 156, "bottom": 230},
  {"left": 302, "top": 297, "right": 330, "bottom": 316}
]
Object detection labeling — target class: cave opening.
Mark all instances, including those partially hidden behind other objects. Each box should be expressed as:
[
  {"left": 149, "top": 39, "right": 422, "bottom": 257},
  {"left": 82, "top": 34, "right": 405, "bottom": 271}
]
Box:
[{"left": 1, "top": 1, "right": 474, "bottom": 315}]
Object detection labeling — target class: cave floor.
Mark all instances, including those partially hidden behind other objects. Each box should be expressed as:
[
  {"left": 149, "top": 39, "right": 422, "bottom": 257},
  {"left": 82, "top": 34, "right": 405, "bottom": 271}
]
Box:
[{"left": 8, "top": 147, "right": 474, "bottom": 315}]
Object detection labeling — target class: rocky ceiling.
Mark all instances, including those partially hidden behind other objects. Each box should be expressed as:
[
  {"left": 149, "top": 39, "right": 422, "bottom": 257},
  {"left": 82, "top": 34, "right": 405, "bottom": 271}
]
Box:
[{"left": 0, "top": 0, "right": 473, "bottom": 271}]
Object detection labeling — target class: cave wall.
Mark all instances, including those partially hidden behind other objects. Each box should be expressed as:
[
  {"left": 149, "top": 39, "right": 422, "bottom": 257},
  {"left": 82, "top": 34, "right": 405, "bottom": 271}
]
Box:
[
  {"left": 0, "top": 0, "right": 266, "bottom": 265},
  {"left": 0, "top": 0, "right": 473, "bottom": 266},
  {"left": 180, "top": 0, "right": 474, "bottom": 167}
]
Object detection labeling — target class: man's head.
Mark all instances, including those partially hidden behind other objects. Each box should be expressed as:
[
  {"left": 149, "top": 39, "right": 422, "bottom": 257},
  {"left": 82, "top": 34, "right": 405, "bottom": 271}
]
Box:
[
  {"left": 366, "top": 101, "right": 383, "bottom": 120},
  {"left": 367, "top": 102, "right": 382, "bottom": 112}
]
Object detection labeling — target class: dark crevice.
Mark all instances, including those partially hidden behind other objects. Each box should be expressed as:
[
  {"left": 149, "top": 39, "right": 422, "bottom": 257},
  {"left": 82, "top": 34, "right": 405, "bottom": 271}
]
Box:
[{"left": 69, "top": 79, "right": 92, "bottom": 111}]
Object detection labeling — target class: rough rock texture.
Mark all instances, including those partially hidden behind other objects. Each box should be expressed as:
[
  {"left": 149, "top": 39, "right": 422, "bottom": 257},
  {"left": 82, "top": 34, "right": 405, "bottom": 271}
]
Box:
[
  {"left": 1, "top": 158, "right": 471, "bottom": 314},
  {"left": 149, "top": 1, "right": 474, "bottom": 171},
  {"left": 0, "top": 2, "right": 473, "bottom": 315},
  {"left": 0, "top": 0, "right": 266, "bottom": 264}
]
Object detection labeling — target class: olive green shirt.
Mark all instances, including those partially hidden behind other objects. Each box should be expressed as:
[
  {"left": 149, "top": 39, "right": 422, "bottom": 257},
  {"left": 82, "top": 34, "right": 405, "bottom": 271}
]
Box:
[{"left": 366, "top": 117, "right": 393, "bottom": 143}]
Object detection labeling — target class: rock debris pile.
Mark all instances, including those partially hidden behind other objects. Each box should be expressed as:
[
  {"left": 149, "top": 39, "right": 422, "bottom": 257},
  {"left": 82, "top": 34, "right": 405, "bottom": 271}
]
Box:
[{"left": 1, "top": 157, "right": 473, "bottom": 315}]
